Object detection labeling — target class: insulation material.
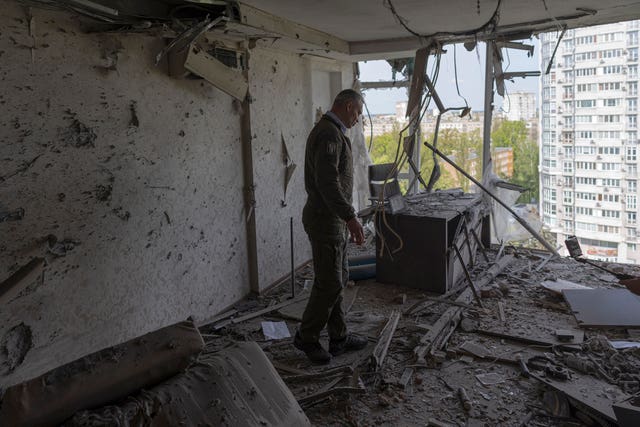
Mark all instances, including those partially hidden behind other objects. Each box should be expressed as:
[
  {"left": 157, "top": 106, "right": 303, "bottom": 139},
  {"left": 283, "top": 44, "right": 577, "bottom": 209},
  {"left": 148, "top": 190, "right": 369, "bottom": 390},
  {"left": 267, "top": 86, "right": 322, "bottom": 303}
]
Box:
[
  {"left": 0, "top": 320, "right": 204, "bottom": 427},
  {"left": 66, "top": 341, "right": 310, "bottom": 427},
  {"left": 488, "top": 178, "right": 542, "bottom": 244}
]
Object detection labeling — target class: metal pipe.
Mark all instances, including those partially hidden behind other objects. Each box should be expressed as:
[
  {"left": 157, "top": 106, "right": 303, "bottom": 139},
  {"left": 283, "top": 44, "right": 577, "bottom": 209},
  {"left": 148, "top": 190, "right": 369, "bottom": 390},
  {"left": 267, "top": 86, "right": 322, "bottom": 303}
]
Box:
[
  {"left": 290, "top": 217, "right": 295, "bottom": 298},
  {"left": 481, "top": 41, "right": 495, "bottom": 247},
  {"left": 423, "top": 141, "right": 560, "bottom": 256},
  {"left": 240, "top": 48, "right": 260, "bottom": 293}
]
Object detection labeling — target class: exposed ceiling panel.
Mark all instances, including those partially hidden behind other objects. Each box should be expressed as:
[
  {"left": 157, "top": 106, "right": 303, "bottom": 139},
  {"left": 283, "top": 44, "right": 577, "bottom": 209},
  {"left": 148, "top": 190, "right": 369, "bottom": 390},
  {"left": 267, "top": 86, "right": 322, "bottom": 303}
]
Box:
[
  {"left": 241, "top": 0, "right": 640, "bottom": 58},
  {"left": 20, "top": 0, "right": 640, "bottom": 60},
  {"left": 242, "top": 0, "right": 640, "bottom": 42}
]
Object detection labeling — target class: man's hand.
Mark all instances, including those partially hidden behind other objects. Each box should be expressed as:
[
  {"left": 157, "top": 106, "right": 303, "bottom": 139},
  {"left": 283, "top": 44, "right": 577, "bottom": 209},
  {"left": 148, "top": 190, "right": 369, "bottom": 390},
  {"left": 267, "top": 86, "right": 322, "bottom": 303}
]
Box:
[{"left": 346, "top": 217, "right": 365, "bottom": 245}]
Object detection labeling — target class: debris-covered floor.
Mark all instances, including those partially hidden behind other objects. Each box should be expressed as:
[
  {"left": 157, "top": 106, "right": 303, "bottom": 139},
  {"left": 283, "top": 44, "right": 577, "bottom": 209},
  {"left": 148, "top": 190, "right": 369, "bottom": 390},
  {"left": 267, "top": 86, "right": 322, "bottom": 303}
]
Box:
[{"left": 200, "top": 245, "right": 640, "bottom": 426}]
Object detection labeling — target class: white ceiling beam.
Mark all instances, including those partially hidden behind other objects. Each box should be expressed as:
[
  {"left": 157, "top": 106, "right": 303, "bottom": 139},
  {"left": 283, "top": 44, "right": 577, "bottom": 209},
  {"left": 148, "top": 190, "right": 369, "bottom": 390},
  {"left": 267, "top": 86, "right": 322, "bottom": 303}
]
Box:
[{"left": 233, "top": 2, "right": 349, "bottom": 54}]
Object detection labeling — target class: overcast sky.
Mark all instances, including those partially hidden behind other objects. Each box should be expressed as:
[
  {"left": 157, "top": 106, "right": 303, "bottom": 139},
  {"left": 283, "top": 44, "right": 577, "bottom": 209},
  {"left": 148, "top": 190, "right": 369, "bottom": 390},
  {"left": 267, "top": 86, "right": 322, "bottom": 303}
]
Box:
[{"left": 359, "top": 38, "right": 541, "bottom": 115}]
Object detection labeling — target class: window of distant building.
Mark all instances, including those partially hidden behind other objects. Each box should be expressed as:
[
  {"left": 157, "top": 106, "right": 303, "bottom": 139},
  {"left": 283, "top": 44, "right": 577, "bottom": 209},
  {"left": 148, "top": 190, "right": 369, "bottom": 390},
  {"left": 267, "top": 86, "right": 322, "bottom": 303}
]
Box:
[
  {"left": 563, "top": 190, "right": 573, "bottom": 203},
  {"left": 563, "top": 161, "right": 573, "bottom": 173}
]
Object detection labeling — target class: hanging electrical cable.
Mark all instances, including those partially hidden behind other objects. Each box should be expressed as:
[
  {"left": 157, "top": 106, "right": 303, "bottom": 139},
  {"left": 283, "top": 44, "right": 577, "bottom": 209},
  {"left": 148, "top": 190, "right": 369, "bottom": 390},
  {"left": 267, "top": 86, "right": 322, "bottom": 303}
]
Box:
[
  {"left": 383, "top": 0, "right": 503, "bottom": 41},
  {"left": 375, "top": 48, "right": 444, "bottom": 258},
  {"left": 453, "top": 44, "right": 470, "bottom": 110}
]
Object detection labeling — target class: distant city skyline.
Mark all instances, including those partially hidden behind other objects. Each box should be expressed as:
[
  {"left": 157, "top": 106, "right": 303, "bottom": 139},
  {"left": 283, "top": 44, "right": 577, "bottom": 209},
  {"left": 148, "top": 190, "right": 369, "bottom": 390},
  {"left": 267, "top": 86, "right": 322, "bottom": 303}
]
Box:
[{"left": 359, "top": 39, "right": 542, "bottom": 115}]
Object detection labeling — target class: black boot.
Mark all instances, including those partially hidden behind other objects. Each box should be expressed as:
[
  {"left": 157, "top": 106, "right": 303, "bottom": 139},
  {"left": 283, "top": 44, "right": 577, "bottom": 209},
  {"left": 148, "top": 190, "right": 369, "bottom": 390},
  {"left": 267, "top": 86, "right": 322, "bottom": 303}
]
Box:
[
  {"left": 329, "top": 334, "right": 368, "bottom": 356},
  {"left": 294, "top": 332, "right": 331, "bottom": 364}
]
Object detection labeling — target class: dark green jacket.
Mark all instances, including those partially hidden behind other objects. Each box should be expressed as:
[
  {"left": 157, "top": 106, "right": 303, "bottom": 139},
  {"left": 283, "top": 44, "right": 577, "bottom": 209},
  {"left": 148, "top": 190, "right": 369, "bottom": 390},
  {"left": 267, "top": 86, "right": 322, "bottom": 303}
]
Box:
[{"left": 302, "top": 114, "right": 355, "bottom": 239}]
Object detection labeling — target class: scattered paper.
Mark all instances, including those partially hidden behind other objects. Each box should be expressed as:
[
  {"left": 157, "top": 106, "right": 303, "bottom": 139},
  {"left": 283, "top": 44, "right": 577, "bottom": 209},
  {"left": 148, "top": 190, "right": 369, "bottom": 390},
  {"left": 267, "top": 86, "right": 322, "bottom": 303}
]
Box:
[{"left": 261, "top": 321, "right": 291, "bottom": 340}]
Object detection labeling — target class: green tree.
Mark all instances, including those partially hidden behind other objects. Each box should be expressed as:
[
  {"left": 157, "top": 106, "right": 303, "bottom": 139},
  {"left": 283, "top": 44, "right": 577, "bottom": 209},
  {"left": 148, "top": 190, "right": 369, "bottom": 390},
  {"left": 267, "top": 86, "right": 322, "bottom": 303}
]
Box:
[
  {"left": 370, "top": 127, "right": 481, "bottom": 193},
  {"left": 369, "top": 125, "right": 401, "bottom": 165},
  {"left": 491, "top": 119, "right": 539, "bottom": 204},
  {"left": 436, "top": 129, "right": 482, "bottom": 192}
]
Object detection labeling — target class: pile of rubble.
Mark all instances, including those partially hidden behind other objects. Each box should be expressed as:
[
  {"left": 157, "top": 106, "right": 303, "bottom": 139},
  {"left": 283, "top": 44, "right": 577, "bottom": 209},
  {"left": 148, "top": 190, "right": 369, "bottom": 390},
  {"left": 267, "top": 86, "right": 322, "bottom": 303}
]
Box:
[{"left": 2, "top": 246, "right": 640, "bottom": 426}]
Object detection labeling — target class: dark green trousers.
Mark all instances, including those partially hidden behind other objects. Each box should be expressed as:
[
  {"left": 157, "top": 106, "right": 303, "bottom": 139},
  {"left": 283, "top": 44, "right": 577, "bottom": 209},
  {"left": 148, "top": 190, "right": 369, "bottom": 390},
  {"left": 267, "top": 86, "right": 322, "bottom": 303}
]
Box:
[{"left": 298, "top": 233, "right": 348, "bottom": 343}]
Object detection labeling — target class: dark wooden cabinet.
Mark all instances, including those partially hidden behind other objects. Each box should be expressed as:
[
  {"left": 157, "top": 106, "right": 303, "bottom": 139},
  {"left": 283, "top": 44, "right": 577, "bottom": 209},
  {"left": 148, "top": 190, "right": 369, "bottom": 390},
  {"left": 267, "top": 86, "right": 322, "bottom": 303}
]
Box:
[{"left": 375, "top": 192, "right": 483, "bottom": 294}]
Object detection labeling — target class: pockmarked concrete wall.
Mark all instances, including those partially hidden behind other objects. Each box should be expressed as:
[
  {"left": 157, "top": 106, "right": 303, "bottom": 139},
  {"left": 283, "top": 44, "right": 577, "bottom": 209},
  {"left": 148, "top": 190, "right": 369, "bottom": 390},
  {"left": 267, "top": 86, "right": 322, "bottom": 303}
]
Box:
[
  {"left": 0, "top": 3, "right": 353, "bottom": 387},
  {"left": 249, "top": 50, "right": 354, "bottom": 288}
]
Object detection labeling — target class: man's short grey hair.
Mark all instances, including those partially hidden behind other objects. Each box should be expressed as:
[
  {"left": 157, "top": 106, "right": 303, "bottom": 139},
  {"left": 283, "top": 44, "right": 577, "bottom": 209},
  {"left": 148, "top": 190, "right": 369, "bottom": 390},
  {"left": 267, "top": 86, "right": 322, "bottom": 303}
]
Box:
[{"left": 333, "top": 89, "right": 364, "bottom": 106}]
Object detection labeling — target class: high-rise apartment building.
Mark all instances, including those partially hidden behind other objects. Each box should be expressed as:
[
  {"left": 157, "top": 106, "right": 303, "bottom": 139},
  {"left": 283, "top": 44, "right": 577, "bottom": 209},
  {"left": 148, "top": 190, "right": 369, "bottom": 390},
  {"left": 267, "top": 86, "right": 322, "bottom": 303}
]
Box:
[
  {"left": 505, "top": 91, "right": 537, "bottom": 121},
  {"left": 540, "top": 21, "right": 640, "bottom": 263}
]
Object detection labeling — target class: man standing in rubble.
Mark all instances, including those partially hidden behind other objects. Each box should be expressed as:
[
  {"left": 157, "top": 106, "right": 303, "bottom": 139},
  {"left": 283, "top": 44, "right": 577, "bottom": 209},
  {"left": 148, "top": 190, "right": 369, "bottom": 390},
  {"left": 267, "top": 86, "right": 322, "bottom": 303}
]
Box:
[{"left": 294, "top": 89, "right": 368, "bottom": 363}]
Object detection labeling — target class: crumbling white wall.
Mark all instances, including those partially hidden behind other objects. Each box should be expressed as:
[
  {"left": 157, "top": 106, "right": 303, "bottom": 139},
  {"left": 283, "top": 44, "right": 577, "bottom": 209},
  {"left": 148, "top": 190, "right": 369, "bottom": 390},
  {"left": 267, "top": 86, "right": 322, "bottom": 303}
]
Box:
[
  {"left": 0, "top": 3, "right": 354, "bottom": 387},
  {"left": 250, "top": 52, "right": 354, "bottom": 288}
]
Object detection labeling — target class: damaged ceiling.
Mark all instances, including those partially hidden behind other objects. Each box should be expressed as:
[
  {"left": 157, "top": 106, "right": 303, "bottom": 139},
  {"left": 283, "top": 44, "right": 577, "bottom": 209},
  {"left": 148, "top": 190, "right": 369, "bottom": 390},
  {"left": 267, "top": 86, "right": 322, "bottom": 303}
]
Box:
[{"left": 20, "top": 0, "right": 640, "bottom": 59}]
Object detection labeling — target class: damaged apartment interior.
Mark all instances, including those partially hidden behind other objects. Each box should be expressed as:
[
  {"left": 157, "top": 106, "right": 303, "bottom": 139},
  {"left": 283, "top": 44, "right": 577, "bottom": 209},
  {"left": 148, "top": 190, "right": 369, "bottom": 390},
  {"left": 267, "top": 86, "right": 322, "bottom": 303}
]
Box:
[{"left": 3, "top": 0, "right": 640, "bottom": 425}]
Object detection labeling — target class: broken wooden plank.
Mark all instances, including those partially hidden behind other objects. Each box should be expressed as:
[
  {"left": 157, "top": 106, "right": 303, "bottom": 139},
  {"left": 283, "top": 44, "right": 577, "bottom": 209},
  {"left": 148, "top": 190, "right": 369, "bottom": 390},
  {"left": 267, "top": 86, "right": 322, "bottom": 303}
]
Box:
[
  {"left": 183, "top": 45, "right": 248, "bottom": 100},
  {"left": 317, "top": 375, "right": 345, "bottom": 396},
  {"left": 270, "top": 360, "right": 309, "bottom": 376},
  {"left": 399, "top": 367, "right": 414, "bottom": 388},
  {"left": 232, "top": 3, "right": 349, "bottom": 54},
  {"left": 298, "top": 386, "right": 365, "bottom": 407},
  {"left": 411, "top": 295, "right": 475, "bottom": 312},
  {"left": 456, "top": 341, "right": 519, "bottom": 365},
  {"left": 0, "top": 257, "right": 45, "bottom": 305},
  {"left": 283, "top": 366, "right": 352, "bottom": 383},
  {"left": 370, "top": 310, "right": 401, "bottom": 371},
  {"left": 196, "top": 309, "right": 237, "bottom": 328},
  {"left": 498, "top": 301, "right": 506, "bottom": 324},
  {"left": 404, "top": 285, "right": 465, "bottom": 315},
  {"left": 474, "top": 327, "right": 584, "bottom": 347},
  {"left": 413, "top": 255, "right": 514, "bottom": 363},
  {"left": 534, "top": 251, "right": 556, "bottom": 271},
  {"left": 212, "top": 294, "right": 308, "bottom": 329}
]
